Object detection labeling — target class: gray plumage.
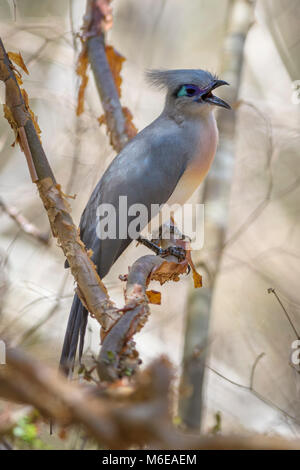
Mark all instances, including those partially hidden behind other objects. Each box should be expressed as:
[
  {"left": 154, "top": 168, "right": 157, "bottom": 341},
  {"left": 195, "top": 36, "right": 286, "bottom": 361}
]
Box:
[
  {"left": 146, "top": 68, "right": 218, "bottom": 91},
  {"left": 60, "top": 69, "right": 230, "bottom": 375}
]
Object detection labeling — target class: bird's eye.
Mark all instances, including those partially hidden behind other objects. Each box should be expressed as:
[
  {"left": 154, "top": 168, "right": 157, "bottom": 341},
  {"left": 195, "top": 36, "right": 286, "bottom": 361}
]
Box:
[{"left": 177, "top": 84, "right": 199, "bottom": 97}]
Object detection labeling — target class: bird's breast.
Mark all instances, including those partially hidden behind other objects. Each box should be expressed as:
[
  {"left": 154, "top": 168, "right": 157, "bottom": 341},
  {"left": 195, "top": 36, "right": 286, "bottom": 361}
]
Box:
[{"left": 167, "top": 112, "right": 218, "bottom": 206}]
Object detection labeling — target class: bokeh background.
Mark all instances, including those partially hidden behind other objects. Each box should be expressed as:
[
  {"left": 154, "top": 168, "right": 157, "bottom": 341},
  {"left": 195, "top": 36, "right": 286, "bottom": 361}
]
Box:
[{"left": 0, "top": 0, "right": 300, "bottom": 442}]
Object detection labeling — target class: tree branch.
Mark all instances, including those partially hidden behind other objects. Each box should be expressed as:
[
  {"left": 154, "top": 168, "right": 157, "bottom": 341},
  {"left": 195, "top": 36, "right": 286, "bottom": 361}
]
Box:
[
  {"left": 0, "top": 37, "right": 120, "bottom": 332},
  {"left": 98, "top": 232, "right": 192, "bottom": 381},
  {"left": 82, "top": 0, "right": 135, "bottom": 152},
  {"left": 98, "top": 255, "right": 166, "bottom": 381},
  {"left": 0, "top": 197, "right": 49, "bottom": 245},
  {"left": 0, "top": 346, "right": 298, "bottom": 450}
]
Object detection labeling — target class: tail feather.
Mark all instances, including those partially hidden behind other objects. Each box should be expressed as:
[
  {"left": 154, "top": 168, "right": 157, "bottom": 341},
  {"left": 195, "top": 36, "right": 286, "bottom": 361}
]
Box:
[{"left": 59, "top": 294, "right": 88, "bottom": 376}]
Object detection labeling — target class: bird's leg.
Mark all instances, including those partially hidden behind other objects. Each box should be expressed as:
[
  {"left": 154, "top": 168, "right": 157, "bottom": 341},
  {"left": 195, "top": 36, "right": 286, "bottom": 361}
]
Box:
[
  {"left": 137, "top": 236, "right": 163, "bottom": 256},
  {"left": 137, "top": 236, "right": 187, "bottom": 262},
  {"left": 161, "top": 245, "right": 187, "bottom": 262}
]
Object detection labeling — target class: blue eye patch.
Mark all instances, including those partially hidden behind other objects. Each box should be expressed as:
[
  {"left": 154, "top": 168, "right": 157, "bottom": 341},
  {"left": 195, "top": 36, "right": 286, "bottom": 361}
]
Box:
[{"left": 177, "top": 84, "right": 201, "bottom": 97}]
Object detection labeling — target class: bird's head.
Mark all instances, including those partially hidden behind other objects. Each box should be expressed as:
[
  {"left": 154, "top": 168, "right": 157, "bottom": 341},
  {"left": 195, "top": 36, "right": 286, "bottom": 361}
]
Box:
[{"left": 147, "top": 69, "right": 231, "bottom": 118}]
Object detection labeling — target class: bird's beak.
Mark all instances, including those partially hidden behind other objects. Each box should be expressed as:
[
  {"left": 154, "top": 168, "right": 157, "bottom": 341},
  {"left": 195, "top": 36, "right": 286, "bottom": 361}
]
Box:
[{"left": 202, "top": 79, "right": 231, "bottom": 109}]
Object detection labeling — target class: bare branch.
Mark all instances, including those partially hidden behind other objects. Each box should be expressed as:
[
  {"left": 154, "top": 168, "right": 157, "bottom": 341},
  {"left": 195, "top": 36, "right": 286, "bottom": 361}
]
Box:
[
  {"left": 98, "top": 255, "right": 165, "bottom": 381},
  {"left": 249, "top": 352, "right": 266, "bottom": 391},
  {"left": 268, "top": 287, "right": 300, "bottom": 339},
  {"left": 80, "top": 0, "right": 136, "bottom": 152},
  {"left": 0, "top": 346, "right": 298, "bottom": 450},
  {"left": 208, "top": 359, "right": 299, "bottom": 424},
  {"left": 99, "top": 245, "right": 191, "bottom": 381},
  {"left": 0, "top": 37, "right": 121, "bottom": 332},
  {"left": 0, "top": 197, "right": 49, "bottom": 245}
]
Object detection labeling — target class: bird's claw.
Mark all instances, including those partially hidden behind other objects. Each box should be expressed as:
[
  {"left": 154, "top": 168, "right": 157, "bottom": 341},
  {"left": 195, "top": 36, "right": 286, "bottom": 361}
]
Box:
[
  {"left": 159, "top": 246, "right": 186, "bottom": 262},
  {"left": 137, "top": 236, "right": 187, "bottom": 263}
]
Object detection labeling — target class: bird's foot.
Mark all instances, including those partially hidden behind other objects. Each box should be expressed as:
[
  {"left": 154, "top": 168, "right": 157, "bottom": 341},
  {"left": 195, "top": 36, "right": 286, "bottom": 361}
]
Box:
[
  {"left": 159, "top": 245, "right": 186, "bottom": 262},
  {"left": 137, "top": 236, "right": 163, "bottom": 255},
  {"left": 137, "top": 236, "right": 186, "bottom": 263}
]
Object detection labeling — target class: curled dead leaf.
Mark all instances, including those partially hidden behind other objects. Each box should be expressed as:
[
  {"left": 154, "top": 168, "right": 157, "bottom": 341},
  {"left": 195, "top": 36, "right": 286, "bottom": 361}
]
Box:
[
  {"left": 151, "top": 259, "right": 189, "bottom": 285},
  {"left": 192, "top": 268, "right": 202, "bottom": 288},
  {"left": 186, "top": 251, "right": 202, "bottom": 288},
  {"left": 55, "top": 184, "right": 76, "bottom": 200}
]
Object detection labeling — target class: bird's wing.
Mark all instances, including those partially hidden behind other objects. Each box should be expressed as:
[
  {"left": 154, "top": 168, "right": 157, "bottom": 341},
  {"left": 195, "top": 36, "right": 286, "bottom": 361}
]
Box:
[{"left": 79, "top": 118, "right": 189, "bottom": 278}]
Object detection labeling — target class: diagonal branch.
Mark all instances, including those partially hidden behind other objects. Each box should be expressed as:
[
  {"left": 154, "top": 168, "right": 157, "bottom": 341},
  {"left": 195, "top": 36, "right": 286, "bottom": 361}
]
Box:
[
  {"left": 80, "top": 0, "right": 136, "bottom": 152},
  {"left": 0, "top": 37, "right": 120, "bottom": 332}
]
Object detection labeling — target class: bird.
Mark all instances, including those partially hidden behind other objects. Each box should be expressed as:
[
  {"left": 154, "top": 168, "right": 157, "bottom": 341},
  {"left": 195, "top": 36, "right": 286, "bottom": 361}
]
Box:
[{"left": 60, "top": 69, "right": 230, "bottom": 375}]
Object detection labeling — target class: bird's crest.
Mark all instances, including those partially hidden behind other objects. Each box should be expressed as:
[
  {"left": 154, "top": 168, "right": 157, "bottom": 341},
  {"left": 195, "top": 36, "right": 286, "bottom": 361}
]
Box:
[{"left": 146, "top": 69, "right": 218, "bottom": 93}]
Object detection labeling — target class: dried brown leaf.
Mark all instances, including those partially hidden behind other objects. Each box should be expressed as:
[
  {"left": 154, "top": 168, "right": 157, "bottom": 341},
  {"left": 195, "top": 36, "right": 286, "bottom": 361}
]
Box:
[
  {"left": 151, "top": 259, "right": 189, "bottom": 285},
  {"left": 98, "top": 114, "right": 106, "bottom": 126},
  {"left": 15, "top": 74, "right": 23, "bottom": 86},
  {"left": 3, "top": 104, "right": 19, "bottom": 145},
  {"left": 106, "top": 45, "right": 125, "bottom": 98},
  {"left": 122, "top": 106, "right": 138, "bottom": 139},
  {"left": 192, "top": 268, "right": 202, "bottom": 288},
  {"left": 56, "top": 184, "right": 77, "bottom": 200},
  {"left": 186, "top": 251, "right": 202, "bottom": 288},
  {"left": 76, "top": 48, "right": 89, "bottom": 116},
  {"left": 146, "top": 290, "right": 161, "bottom": 305},
  {"left": 21, "top": 89, "right": 42, "bottom": 142},
  {"left": 8, "top": 51, "right": 29, "bottom": 75}
]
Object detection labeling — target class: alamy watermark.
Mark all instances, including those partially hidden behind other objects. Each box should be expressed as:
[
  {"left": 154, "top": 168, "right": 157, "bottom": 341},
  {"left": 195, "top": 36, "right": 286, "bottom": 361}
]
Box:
[
  {"left": 291, "top": 80, "right": 300, "bottom": 104},
  {"left": 0, "top": 339, "right": 6, "bottom": 365},
  {"left": 96, "top": 197, "right": 205, "bottom": 249},
  {"left": 291, "top": 339, "right": 300, "bottom": 368}
]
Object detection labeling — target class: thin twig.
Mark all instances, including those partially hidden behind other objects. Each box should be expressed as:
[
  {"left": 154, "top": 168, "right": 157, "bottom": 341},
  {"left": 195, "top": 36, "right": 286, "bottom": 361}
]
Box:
[
  {"left": 0, "top": 197, "right": 49, "bottom": 245},
  {"left": 207, "top": 354, "right": 299, "bottom": 425},
  {"left": 19, "top": 273, "right": 69, "bottom": 345},
  {"left": 268, "top": 287, "right": 300, "bottom": 339},
  {"left": 249, "top": 352, "right": 265, "bottom": 390}
]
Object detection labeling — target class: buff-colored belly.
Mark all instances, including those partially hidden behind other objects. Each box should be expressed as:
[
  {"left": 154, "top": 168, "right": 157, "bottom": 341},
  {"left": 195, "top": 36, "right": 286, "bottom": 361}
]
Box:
[
  {"left": 167, "top": 113, "right": 218, "bottom": 206},
  {"left": 143, "top": 112, "right": 218, "bottom": 237}
]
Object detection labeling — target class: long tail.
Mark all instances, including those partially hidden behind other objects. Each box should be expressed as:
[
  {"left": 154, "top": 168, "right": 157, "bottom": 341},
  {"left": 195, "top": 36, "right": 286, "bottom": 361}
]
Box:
[{"left": 59, "top": 294, "right": 88, "bottom": 376}]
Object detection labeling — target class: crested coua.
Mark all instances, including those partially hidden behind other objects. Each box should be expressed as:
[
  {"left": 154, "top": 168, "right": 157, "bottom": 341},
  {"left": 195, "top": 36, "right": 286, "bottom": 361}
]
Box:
[{"left": 60, "top": 69, "right": 230, "bottom": 375}]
